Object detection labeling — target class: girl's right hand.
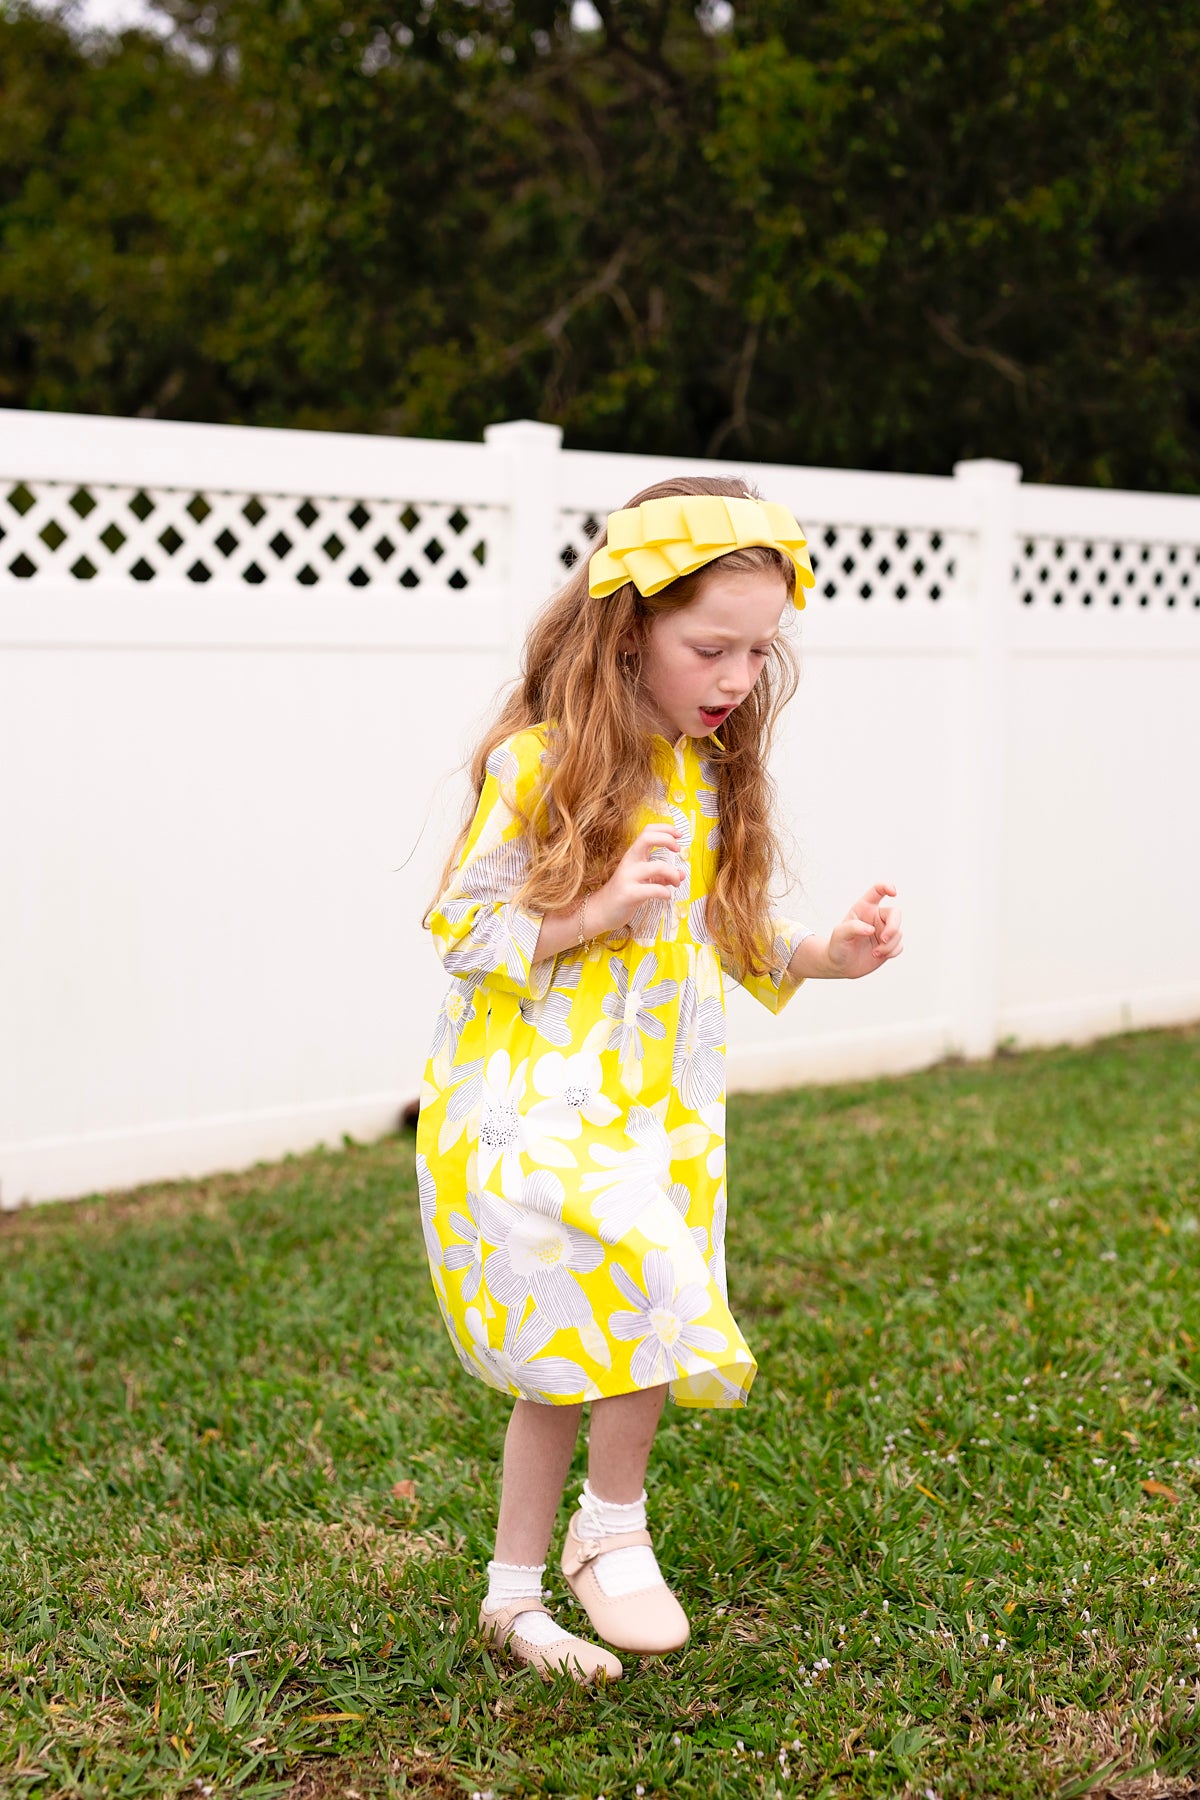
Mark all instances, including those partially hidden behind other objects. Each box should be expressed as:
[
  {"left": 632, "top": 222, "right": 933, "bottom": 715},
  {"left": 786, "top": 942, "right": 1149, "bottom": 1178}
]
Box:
[{"left": 589, "top": 822, "right": 684, "bottom": 934}]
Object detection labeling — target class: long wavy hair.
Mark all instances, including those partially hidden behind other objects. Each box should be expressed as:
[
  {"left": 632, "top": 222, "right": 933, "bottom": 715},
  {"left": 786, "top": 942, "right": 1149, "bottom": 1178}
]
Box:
[{"left": 426, "top": 473, "right": 802, "bottom": 977}]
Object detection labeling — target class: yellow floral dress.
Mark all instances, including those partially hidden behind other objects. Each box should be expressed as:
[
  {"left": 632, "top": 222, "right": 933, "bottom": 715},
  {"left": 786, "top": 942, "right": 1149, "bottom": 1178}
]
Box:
[{"left": 416, "top": 724, "right": 811, "bottom": 1409}]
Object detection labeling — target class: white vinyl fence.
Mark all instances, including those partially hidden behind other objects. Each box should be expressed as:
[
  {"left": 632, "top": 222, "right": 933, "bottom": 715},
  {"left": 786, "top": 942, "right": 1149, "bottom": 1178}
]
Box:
[{"left": 2, "top": 409, "right": 1198, "bottom": 1207}]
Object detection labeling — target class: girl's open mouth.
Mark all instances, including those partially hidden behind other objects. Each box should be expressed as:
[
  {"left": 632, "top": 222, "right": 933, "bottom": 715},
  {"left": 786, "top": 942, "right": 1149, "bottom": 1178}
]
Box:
[{"left": 700, "top": 706, "right": 731, "bottom": 725}]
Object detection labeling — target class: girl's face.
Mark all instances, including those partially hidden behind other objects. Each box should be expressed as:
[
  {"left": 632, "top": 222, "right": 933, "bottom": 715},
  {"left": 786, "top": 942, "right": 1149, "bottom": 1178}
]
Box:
[{"left": 638, "top": 565, "right": 790, "bottom": 742}]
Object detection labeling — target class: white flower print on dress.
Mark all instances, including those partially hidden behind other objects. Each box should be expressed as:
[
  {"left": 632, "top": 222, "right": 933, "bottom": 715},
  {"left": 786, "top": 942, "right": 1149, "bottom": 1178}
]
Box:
[
  {"left": 708, "top": 1181, "right": 729, "bottom": 1299},
  {"left": 416, "top": 1153, "right": 445, "bottom": 1294},
  {"left": 518, "top": 956, "right": 583, "bottom": 1046},
  {"left": 531, "top": 1047, "right": 620, "bottom": 1128},
  {"left": 476, "top": 1048, "right": 578, "bottom": 1189},
  {"left": 672, "top": 975, "right": 726, "bottom": 1109},
  {"left": 581, "top": 1102, "right": 711, "bottom": 1244},
  {"left": 668, "top": 1178, "right": 708, "bottom": 1259},
  {"left": 723, "top": 927, "right": 803, "bottom": 999},
  {"left": 701, "top": 1100, "right": 727, "bottom": 1178},
  {"left": 600, "top": 951, "right": 678, "bottom": 1062},
  {"left": 436, "top": 1054, "right": 484, "bottom": 1157},
  {"left": 477, "top": 1169, "right": 604, "bottom": 1328},
  {"left": 688, "top": 893, "right": 715, "bottom": 945},
  {"left": 440, "top": 835, "right": 544, "bottom": 987},
  {"left": 609, "top": 1249, "right": 728, "bottom": 1388},
  {"left": 430, "top": 971, "right": 482, "bottom": 1065},
  {"left": 697, "top": 757, "right": 721, "bottom": 851},
  {"left": 484, "top": 740, "right": 521, "bottom": 791},
  {"left": 464, "top": 1301, "right": 588, "bottom": 1401},
  {"left": 663, "top": 801, "right": 693, "bottom": 929},
  {"left": 629, "top": 806, "right": 693, "bottom": 946},
  {"left": 443, "top": 1187, "right": 485, "bottom": 1301}
]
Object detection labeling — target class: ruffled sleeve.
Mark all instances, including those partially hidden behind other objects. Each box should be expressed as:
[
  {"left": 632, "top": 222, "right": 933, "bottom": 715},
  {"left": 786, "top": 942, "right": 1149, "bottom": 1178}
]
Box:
[
  {"left": 427, "top": 729, "right": 559, "bottom": 1002},
  {"left": 719, "top": 918, "right": 812, "bottom": 1015}
]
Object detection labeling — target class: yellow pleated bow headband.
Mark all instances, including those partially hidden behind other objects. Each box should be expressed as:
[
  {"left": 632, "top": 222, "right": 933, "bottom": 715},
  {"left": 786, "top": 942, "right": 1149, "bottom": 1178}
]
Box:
[{"left": 587, "top": 494, "right": 816, "bottom": 607}]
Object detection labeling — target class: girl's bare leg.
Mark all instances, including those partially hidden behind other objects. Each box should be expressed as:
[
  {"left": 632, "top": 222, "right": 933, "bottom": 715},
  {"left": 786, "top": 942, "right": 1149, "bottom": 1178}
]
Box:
[
  {"left": 586, "top": 1383, "right": 668, "bottom": 1499},
  {"left": 492, "top": 1398, "right": 583, "bottom": 1566}
]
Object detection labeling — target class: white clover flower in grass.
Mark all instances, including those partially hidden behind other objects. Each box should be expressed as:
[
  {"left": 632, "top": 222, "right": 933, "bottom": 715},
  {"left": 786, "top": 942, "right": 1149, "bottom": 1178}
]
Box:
[
  {"left": 608, "top": 1248, "right": 728, "bottom": 1387},
  {"left": 464, "top": 1302, "right": 588, "bottom": 1402},
  {"left": 582, "top": 1103, "right": 709, "bottom": 1244},
  {"left": 443, "top": 1187, "right": 485, "bottom": 1301},
  {"left": 600, "top": 950, "right": 678, "bottom": 1064},
  {"left": 531, "top": 1047, "right": 620, "bottom": 1127},
  {"left": 672, "top": 976, "right": 726, "bottom": 1109},
  {"left": 478, "top": 1170, "right": 603, "bottom": 1329}
]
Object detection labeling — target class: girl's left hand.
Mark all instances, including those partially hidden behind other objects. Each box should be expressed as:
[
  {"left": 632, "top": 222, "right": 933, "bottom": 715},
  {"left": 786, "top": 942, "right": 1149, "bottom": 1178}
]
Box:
[{"left": 826, "top": 883, "right": 904, "bottom": 978}]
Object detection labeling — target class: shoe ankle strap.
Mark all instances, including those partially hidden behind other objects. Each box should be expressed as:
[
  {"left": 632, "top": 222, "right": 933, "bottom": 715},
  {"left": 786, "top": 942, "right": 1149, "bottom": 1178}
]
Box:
[
  {"left": 565, "top": 1525, "right": 653, "bottom": 1574},
  {"left": 481, "top": 1596, "right": 551, "bottom": 1636}
]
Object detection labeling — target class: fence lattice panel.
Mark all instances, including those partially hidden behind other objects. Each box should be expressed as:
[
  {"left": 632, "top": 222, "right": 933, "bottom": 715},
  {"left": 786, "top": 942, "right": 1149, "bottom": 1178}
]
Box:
[
  {"left": 1015, "top": 535, "right": 1200, "bottom": 608},
  {"left": 1, "top": 480, "right": 501, "bottom": 593}
]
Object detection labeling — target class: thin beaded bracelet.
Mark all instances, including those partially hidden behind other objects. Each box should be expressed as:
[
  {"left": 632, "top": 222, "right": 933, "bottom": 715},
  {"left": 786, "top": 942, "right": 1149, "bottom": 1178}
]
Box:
[{"left": 577, "top": 892, "right": 591, "bottom": 947}]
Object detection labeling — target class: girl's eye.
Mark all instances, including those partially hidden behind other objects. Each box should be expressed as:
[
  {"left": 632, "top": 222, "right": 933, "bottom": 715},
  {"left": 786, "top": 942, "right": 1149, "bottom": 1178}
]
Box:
[{"left": 693, "top": 646, "right": 772, "bottom": 660}]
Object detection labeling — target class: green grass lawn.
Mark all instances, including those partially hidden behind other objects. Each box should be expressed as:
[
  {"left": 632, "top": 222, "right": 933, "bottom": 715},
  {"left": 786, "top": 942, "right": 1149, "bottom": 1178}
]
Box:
[{"left": 3, "top": 1026, "right": 1200, "bottom": 1800}]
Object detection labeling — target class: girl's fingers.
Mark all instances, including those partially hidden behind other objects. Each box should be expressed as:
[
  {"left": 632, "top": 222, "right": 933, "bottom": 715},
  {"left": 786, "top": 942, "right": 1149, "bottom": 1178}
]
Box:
[{"left": 877, "top": 906, "right": 903, "bottom": 945}]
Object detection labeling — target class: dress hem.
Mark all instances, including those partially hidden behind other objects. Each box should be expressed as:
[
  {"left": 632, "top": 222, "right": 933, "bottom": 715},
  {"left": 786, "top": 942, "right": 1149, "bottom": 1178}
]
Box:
[{"left": 450, "top": 1352, "right": 758, "bottom": 1412}]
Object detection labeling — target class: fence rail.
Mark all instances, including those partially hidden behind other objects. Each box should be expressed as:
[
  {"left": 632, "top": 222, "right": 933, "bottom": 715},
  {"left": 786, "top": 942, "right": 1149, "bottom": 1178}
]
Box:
[{"left": 2, "top": 408, "right": 1198, "bottom": 1207}]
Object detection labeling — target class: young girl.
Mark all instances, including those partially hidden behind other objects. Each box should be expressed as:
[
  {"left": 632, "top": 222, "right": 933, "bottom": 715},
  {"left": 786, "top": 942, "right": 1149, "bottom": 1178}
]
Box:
[{"left": 417, "top": 474, "right": 903, "bottom": 1683}]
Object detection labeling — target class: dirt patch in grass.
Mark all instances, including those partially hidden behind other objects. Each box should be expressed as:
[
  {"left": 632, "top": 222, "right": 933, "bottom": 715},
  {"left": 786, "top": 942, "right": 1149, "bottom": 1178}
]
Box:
[
  {"left": 106, "top": 1521, "right": 438, "bottom": 1615},
  {"left": 1040, "top": 1698, "right": 1200, "bottom": 1798},
  {"left": 284, "top": 1749, "right": 463, "bottom": 1798},
  {"left": 285, "top": 1758, "right": 385, "bottom": 1799}
]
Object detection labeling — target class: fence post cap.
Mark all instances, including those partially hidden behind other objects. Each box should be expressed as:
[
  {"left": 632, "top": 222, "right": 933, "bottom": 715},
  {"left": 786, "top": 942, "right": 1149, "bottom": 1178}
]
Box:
[
  {"left": 484, "top": 419, "right": 564, "bottom": 450},
  {"left": 952, "top": 458, "right": 1023, "bottom": 483}
]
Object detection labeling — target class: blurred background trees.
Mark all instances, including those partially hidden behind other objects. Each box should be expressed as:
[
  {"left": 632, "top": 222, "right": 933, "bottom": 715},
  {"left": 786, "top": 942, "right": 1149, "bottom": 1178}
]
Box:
[{"left": 2, "top": 0, "right": 1197, "bottom": 487}]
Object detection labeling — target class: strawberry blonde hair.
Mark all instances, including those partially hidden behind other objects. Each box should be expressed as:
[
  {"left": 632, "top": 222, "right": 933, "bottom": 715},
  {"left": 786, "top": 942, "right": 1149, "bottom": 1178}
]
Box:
[{"left": 427, "top": 474, "right": 801, "bottom": 978}]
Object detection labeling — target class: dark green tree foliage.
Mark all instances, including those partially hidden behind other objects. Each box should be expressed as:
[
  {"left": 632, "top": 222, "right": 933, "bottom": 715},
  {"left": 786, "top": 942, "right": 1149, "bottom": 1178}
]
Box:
[{"left": 1, "top": 0, "right": 1197, "bottom": 486}]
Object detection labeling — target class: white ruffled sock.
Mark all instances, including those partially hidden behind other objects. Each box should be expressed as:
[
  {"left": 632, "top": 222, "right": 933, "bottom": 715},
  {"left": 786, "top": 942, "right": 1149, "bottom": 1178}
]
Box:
[
  {"left": 483, "top": 1560, "right": 569, "bottom": 1647},
  {"left": 574, "top": 1479, "right": 664, "bottom": 1599}
]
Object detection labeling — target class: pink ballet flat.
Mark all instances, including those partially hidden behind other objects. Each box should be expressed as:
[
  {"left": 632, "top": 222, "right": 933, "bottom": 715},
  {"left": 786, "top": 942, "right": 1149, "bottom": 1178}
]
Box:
[
  {"left": 560, "top": 1516, "right": 690, "bottom": 1655},
  {"left": 477, "top": 1596, "right": 623, "bottom": 1684}
]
